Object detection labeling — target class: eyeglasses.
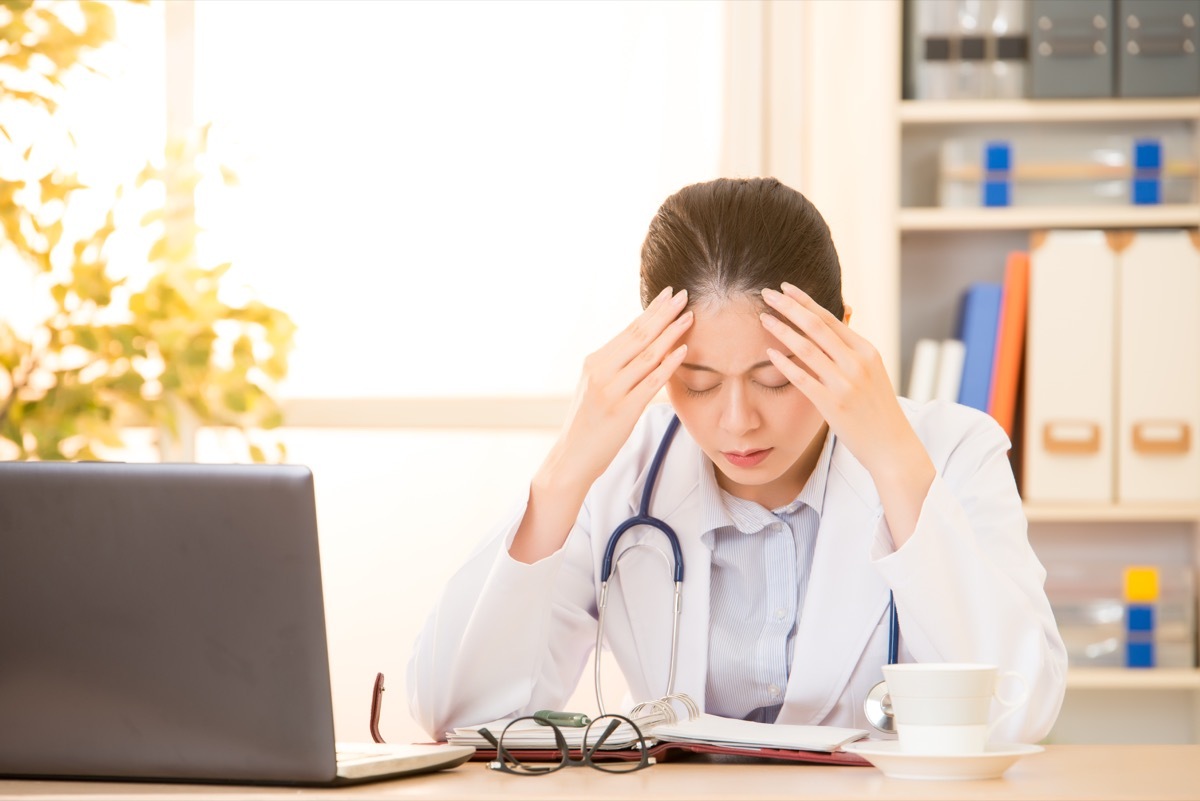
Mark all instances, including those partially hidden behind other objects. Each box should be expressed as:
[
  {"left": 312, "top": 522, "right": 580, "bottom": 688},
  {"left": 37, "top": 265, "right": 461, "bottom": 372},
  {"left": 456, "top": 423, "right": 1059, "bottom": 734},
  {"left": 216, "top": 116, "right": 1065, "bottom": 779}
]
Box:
[
  {"left": 370, "top": 672, "right": 652, "bottom": 775},
  {"left": 478, "top": 714, "right": 654, "bottom": 775}
]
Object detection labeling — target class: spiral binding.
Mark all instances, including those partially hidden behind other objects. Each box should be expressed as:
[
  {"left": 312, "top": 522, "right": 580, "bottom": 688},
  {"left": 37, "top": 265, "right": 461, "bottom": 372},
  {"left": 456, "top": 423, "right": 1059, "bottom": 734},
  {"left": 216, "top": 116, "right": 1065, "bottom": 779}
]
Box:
[{"left": 629, "top": 692, "right": 700, "bottom": 727}]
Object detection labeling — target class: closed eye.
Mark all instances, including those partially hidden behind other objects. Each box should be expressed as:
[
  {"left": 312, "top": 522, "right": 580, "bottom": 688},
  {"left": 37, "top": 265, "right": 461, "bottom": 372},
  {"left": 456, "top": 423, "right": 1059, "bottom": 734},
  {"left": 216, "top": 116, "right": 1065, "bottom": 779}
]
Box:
[
  {"left": 682, "top": 381, "right": 789, "bottom": 398},
  {"left": 684, "top": 385, "right": 719, "bottom": 398}
]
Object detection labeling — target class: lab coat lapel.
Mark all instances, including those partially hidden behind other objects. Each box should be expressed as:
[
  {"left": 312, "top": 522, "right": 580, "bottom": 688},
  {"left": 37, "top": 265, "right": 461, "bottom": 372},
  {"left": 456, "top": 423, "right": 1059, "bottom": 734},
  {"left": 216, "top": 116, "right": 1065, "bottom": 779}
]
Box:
[
  {"left": 613, "top": 424, "right": 710, "bottom": 710},
  {"left": 776, "top": 442, "right": 892, "bottom": 725}
]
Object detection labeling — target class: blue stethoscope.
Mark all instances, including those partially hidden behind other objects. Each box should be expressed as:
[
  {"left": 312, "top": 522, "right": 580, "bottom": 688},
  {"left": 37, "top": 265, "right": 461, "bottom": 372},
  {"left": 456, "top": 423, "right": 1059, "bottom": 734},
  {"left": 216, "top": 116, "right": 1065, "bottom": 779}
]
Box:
[{"left": 593, "top": 414, "right": 901, "bottom": 732}]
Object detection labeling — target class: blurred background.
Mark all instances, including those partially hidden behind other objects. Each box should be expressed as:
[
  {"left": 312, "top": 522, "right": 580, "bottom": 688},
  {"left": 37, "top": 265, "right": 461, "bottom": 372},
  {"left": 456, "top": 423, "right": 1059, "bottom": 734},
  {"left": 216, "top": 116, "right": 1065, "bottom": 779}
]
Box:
[{"left": 1, "top": 0, "right": 1197, "bottom": 747}]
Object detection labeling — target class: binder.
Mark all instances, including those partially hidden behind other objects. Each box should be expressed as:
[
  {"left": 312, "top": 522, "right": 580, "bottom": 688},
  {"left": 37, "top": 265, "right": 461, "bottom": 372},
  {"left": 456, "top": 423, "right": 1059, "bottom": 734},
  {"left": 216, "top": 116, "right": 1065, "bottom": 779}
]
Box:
[
  {"left": 907, "top": 0, "right": 1030, "bottom": 99},
  {"left": 1030, "top": 0, "right": 1115, "bottom": 99},
  {"left": 1023, "top": 231, "right": 1116, "bottom": 503},
  {"left": 1116, "top": 0, "right": 1200, "bottom": 97},
  {"left": 991, "top": 0, "right": 1031, "bottom": 99},
  {"left": 988, "top": 252, "right": 1031, "bottom": 440},
  {"left": 934, "top": 339, "right": 966, "bottom": 403},
  {"left": 907, "top": 0, "right": 957, "bottom": 99},
  {"left": 906, "top": 338, "right": 941, "bottom": 403},
  {"left": 956, "top": 283, "right": 1003, "bottom": 412},
  {"left": 1116, "top": 230, "right": 1200, "bottom": 502}
]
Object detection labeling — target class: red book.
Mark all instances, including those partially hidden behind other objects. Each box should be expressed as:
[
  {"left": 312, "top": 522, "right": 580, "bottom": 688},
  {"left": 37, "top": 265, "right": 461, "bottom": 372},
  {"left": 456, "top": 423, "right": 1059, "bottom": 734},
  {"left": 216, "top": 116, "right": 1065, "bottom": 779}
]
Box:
[{"left": 988, "top": 251, "right": 1030, "bottom": 440}]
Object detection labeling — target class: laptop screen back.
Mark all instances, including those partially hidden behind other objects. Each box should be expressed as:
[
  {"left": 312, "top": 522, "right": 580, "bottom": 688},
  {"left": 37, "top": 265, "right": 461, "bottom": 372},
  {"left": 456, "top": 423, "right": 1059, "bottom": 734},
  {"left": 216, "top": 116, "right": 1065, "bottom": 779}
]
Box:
[{"left": 0, "top": 461, "right": 338, "bottom": 783}]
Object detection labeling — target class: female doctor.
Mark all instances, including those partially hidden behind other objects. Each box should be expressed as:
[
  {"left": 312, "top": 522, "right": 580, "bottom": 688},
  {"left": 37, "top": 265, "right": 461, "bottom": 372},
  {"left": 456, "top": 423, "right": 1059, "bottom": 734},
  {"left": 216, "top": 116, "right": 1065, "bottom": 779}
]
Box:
[{"left": 407, "top": 177, "right": 1067, "bottom": 742}]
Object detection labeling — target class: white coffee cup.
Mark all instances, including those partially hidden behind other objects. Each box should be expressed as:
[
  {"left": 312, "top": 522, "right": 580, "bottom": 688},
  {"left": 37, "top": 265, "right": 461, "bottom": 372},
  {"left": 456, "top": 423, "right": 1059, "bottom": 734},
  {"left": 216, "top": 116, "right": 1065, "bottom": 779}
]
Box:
[{"left": 881, "top": 664, "right": 1028, "bottom": 755}]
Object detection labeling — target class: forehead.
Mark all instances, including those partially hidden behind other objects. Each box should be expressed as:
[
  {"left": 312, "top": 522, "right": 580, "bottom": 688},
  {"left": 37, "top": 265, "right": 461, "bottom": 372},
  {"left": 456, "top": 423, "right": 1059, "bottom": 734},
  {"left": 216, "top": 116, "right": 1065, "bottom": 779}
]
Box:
[{"left": 678, "top": 296, "right": 789, "bottom": 374}]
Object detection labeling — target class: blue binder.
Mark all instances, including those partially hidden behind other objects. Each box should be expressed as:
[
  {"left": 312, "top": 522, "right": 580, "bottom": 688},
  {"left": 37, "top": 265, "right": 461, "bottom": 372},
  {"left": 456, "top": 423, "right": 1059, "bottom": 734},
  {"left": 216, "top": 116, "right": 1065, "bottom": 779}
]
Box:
[{"left": 956, "top": 283, "right": 1003, "bottom": 411}]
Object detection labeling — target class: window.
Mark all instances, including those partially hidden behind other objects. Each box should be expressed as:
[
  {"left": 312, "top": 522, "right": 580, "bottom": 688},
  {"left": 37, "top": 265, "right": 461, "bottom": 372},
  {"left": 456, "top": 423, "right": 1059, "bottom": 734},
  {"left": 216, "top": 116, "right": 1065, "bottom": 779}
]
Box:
[{"left": 192, "top": 0, "right": 726, "bottom": 400}]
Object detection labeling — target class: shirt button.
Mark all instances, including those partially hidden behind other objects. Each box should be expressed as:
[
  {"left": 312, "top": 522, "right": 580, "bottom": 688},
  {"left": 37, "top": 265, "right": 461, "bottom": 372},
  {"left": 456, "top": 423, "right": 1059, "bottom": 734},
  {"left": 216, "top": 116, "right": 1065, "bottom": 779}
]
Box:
[
  {"left": 769, "top": 684, "right": 781, "bottom": 697},
  {"left": 774, "top": 607, "right": 787, "bottom": 620}
]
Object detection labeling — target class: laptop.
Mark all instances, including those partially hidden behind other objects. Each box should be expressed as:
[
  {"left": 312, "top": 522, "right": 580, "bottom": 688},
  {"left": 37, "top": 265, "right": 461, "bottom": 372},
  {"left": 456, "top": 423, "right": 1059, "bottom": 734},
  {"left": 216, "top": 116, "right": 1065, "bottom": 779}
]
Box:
[{"left": 0, "top": 461, "right": 474, "bottom": 785}]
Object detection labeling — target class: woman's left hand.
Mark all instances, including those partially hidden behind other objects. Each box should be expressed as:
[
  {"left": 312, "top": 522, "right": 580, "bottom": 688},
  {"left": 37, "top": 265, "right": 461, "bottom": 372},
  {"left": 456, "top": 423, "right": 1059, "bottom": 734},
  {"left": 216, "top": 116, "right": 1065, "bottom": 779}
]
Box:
[{"left": 759, "top": 283, "right": 935, "bottom": 546}]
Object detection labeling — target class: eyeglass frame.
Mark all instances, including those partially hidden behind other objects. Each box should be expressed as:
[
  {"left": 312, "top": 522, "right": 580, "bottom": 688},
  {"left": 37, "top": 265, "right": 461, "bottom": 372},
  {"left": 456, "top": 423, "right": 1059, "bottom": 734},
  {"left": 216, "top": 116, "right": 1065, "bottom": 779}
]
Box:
[
  {"left": 370, "top": 671, "right": 653, "bottom": 774},
  {"left": 477, "top": 713, "right": 655, "bottom": 775}
]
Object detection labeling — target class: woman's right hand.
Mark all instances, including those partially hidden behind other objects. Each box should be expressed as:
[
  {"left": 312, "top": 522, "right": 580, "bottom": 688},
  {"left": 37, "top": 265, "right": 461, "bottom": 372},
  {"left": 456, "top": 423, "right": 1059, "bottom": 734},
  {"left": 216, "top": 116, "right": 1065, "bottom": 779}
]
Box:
[{"left": 510, "top": 287, "right": 692, "bottom": 563}]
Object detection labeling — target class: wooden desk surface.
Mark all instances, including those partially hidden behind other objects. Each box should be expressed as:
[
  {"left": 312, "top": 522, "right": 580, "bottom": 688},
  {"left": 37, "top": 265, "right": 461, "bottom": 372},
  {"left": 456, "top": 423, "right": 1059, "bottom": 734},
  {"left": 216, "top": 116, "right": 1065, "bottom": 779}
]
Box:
[{"left": 0, "top": 745, "right": 1196, "bottom": 801}]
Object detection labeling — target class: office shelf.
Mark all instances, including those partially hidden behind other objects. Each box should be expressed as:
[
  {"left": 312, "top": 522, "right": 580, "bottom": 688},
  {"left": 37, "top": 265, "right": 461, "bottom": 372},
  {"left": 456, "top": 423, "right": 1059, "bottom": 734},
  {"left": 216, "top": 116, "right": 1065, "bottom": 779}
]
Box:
[
  {"left": 1024, "top": 504, "right": 1200, "bottom": 524},
  {"left": 1066, "top": 668, "right": 1200, "bottom": 691},
  {"left": 899, "top": 98, "right": 1200, "bottom": 125},
  {"left": 898, "top": 205, "right": 1200, "bottom": 232}
]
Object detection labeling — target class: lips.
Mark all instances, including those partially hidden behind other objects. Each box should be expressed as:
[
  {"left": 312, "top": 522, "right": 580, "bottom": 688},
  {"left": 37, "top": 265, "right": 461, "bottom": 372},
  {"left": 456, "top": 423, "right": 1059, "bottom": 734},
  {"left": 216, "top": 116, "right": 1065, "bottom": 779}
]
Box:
[{"left": 721, "top": 448, "right": 773, "bottom": 469}]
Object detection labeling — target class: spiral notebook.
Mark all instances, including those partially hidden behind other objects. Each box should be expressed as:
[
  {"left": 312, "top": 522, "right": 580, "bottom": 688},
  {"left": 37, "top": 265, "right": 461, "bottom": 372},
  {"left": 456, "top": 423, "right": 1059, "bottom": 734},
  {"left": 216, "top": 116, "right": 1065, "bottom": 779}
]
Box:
[{"left": 447, "top": 694, "right": 872, "bottom": 766}]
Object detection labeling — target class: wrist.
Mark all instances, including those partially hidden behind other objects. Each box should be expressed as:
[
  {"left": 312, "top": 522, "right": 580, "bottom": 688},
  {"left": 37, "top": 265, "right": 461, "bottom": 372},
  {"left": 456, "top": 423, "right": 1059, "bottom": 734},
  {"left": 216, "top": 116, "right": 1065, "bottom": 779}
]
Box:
[
  {"left": 534, "top": 439, "right": 599, "bottom": 501},
  {"left": 509, "top": 454, "right": 595, "bottom": 565},
  {"left": 867, "top": 435, "right": 935, "bottom": 550}
]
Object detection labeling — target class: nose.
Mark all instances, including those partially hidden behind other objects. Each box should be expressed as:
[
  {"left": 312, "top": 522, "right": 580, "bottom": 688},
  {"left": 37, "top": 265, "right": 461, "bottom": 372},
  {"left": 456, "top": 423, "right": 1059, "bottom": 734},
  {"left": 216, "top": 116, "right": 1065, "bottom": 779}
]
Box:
[{"left": 719, "top": 381, "right": 760, "bottom": 438}]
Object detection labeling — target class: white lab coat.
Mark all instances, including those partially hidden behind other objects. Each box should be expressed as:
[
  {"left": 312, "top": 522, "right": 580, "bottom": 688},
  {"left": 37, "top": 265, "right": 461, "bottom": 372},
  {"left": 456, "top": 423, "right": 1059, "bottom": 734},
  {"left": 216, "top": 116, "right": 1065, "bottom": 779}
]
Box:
[{"left": 407, "top": 399, "right": 1067, "bottom": 742}]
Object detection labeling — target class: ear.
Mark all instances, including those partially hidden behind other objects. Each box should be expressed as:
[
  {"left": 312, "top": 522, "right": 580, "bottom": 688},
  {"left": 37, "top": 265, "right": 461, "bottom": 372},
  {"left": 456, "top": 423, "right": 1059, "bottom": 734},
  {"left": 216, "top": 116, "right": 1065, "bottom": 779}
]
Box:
[{"left": 843, "top": 305, "right": 853, "bottom": 326}]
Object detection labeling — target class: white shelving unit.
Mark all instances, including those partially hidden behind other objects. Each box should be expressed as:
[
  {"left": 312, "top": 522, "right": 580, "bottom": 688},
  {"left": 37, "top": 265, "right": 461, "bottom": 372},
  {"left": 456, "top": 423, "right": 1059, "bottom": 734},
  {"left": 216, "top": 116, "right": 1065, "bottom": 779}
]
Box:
[
  {"left": 899, "top": 98, "right": 1200, "bottom": 125},
  {"left": 1024, "top": 505, "right": 1200, "bottom": 524},
  {"left": 1066, "top": 668, "right": 1200, "bottom": 691},
  {"left": 899, "top": 205, "right": 1200, "bottom": 232},
  {"left": 896, "top": 87, "right": 1200, "bottom": 742}
]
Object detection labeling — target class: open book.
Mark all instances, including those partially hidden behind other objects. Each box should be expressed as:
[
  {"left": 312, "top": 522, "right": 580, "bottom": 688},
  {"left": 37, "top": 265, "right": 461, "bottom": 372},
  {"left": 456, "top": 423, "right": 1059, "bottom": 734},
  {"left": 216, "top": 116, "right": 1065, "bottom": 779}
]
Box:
[{"left": 446, "top": 694, "right": 871, "bottom": 765}]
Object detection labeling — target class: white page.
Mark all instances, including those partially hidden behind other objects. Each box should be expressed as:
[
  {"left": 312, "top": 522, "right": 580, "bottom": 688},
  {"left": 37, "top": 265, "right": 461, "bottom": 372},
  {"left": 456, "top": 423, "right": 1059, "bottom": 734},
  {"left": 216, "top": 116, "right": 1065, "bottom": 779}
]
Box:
[{"left": 649, "top": 713, "right": 869, "bottom": 753}]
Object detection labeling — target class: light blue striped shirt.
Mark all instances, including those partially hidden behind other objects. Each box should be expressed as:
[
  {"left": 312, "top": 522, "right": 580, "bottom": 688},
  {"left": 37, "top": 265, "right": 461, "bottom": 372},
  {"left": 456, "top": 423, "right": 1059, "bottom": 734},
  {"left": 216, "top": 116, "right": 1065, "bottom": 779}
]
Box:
[{"left": 698, "top": 432, "right": 835, "bottom": 723}]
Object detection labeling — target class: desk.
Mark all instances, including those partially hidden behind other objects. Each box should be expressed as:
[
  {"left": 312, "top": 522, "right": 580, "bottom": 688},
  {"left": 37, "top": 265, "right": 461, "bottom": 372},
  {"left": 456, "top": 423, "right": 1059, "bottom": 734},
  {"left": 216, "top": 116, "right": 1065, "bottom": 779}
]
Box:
[{"left": 0, "top": 746, "right": 1196, "bottom": 801}]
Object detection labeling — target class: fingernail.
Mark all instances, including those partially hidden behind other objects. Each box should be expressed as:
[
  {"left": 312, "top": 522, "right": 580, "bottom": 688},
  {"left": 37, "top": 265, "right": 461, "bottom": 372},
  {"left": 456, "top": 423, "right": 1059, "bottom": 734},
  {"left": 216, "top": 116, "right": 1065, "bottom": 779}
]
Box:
[
  {"left": 654, "top": 286, "right": 672, "bottom": 306},
  {"left": 760, "top": 312, "right": 779, "bottom": 327},
  {"left": 781, "top": 282, "right": 804, "bottom": 296},
  {"left": 761, "top": 287, "right": 781, "bottom": 301},
  {"left": 672, "top": 288, "right": 688, "bottom": 305},
  {"left": 678, "top": 310, "right": 694, "bottom": 324}
]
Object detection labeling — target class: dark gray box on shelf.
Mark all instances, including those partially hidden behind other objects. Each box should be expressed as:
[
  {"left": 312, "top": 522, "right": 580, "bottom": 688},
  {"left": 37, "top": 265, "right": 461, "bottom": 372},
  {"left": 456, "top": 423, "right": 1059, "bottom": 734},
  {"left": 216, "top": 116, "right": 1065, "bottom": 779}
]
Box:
[
  {"left": 1116, "top": 0, "right": 1200, "bottom": 97},
  {"left": 1030, "top": 0, "right": 1115, "bottom": 97}
]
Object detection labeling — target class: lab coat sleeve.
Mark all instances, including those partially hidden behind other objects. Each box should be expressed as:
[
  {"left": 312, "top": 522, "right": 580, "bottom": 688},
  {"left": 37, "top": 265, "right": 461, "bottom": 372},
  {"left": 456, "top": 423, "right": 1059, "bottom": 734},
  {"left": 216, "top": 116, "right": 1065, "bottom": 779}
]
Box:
[
  {"left": 406, "top": 493, "right": 600, "bottom": 739},
  {"left": 869, "top": 408, "right": 1068, "bottom": 743}
]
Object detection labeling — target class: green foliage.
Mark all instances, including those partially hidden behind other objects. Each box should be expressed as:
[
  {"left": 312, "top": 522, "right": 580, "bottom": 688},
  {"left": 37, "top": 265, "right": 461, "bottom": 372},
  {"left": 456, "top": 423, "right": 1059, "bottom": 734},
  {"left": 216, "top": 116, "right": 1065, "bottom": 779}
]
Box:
[{"left": 0, "top": 1, "right": 295, "bottom": 462}]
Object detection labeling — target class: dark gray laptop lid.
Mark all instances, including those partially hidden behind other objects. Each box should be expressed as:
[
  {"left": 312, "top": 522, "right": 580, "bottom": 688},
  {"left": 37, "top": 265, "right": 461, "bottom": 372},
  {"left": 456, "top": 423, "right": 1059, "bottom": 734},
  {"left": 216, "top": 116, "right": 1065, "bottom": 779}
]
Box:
[{"left": 0, "top": 461, "right": 338, "bottom": 783}]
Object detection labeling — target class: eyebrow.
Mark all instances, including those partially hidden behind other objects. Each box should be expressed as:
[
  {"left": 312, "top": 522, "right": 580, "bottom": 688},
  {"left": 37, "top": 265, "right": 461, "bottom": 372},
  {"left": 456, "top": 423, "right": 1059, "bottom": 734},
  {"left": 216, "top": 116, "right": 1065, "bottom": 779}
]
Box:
[{"left": 679, "top": 360, "right": 777, "bottom": 375}]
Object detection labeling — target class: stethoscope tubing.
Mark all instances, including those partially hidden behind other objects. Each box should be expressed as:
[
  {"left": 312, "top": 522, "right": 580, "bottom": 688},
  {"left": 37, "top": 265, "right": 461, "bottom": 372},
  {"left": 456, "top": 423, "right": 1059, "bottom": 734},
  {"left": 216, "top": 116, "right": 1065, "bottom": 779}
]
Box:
[{"left": 595, "top": 416, "right": 684, "bottom": 715}]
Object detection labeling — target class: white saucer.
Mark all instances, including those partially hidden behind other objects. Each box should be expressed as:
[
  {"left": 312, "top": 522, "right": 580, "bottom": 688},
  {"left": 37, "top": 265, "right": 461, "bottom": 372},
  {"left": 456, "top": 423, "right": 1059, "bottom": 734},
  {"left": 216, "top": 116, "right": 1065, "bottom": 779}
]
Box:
[{"left": 840, "top": 740, "right": 1044, "bottom": 781}]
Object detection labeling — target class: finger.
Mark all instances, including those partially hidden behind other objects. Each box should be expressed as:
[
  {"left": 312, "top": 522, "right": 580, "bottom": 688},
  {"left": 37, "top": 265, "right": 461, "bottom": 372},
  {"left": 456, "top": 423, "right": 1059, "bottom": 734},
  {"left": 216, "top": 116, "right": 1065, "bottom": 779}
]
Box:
[
  {"left": 628, "top": 343, "right": 688, "bottom": 410},
  {"left": 760, "top": 287, "right": 852, "bottom": 371},
  {"left": 765, "top": 346, "right": 831, "bottom": 410},
  {"left": 612, "top": 309, "right": 693, "bottom": 398},
  {"left": 780, "top": 282, "right": 872, "bottom": 352},
  {"left": 601, "top": 288, "right": 689, "bottom": 372},
  {"left": 759, "top": 312, "right": 846, "bottom": 391}
]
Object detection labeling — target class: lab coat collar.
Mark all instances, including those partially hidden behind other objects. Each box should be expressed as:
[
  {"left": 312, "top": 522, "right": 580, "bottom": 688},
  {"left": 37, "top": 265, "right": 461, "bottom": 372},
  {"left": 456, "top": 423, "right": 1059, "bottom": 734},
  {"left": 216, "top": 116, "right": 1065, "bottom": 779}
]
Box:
[{"left": 775, "top": 439, "right": 893, "bottom": 725}]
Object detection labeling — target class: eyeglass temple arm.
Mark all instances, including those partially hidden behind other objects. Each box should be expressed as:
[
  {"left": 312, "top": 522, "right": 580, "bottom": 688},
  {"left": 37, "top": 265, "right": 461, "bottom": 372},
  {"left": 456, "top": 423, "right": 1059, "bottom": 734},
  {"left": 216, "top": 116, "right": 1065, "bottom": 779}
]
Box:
[{"left": 582, "top": 718, "right": 622, "bottom": 760}]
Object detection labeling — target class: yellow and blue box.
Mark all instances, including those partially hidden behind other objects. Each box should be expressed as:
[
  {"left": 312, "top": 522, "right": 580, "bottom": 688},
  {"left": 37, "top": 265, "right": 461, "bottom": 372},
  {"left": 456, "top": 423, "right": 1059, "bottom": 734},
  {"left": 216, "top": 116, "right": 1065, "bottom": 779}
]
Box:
[{"left": 1124, "top": 566, "right": 1159, "bottom": 668}]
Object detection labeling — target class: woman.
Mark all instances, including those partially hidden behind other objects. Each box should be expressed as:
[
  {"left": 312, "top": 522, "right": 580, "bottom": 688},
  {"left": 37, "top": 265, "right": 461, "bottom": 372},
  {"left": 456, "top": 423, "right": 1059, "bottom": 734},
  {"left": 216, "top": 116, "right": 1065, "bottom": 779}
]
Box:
[{"left": 407, "top": 177, "right": 1067, "bottom": 742}]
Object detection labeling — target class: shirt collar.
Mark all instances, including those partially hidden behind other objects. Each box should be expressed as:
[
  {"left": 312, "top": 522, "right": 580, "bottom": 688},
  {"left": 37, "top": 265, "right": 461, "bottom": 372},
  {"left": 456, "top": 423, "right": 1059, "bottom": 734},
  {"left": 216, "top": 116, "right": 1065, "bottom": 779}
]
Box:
[{"left": 697, "top": 430, "right": 836, "bottom": 538}]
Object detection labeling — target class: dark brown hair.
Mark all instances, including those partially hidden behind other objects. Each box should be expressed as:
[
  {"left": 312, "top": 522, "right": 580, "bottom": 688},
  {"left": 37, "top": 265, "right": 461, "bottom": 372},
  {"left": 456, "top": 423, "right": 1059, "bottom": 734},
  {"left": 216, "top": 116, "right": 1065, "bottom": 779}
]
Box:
[{"left": 639, "top": 177, "right": 844, "bottom": 320}]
